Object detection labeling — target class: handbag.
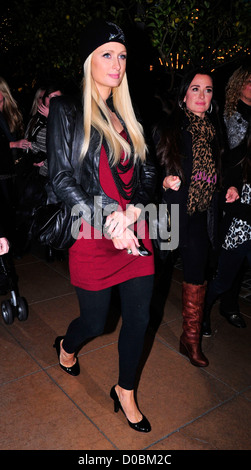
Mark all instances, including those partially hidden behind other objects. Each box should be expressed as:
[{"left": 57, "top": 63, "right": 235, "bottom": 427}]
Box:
[
  {"left": 29, "top": 101, "right": 84, "bottom": 250},
  {"left": 30, "top": 202, "right": 81, "bottom": 250}
]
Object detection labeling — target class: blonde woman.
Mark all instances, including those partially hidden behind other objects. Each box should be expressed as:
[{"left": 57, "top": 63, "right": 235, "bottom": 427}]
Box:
[
  {"left": 48, "top": 20, "right": 156, "bottom": 432},
  {"left": 29, "top": 87, "right": 46, "bottom": 117},
  {"left": 0, "top": 76, "right": 30, "bottom": 245},
  {"left": 0, "top": 77, "right": 30, "bottom": 152}
]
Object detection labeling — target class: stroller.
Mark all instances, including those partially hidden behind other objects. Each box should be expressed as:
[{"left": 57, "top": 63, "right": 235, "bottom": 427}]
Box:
[{"left": 0, "top": 253, "right": 28, "bottom": 325}]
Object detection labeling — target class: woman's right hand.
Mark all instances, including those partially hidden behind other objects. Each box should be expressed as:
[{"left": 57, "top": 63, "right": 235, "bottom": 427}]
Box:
[{"left": 163, "top": 175, "right": 181, "bottom": 191}]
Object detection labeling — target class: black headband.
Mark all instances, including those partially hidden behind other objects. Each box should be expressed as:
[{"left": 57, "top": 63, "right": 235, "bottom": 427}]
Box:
[{"left": 79, "top": 19, "right": 126, "bottom": 64}]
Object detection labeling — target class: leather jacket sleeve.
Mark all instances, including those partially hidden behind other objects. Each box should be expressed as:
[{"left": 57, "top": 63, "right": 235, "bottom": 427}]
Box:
[
  {"left": 131, "top": 154, "right": 157, "bottom": 208},
  {"left": 47, "top": 96, "right": 106, "bottom": 228}
]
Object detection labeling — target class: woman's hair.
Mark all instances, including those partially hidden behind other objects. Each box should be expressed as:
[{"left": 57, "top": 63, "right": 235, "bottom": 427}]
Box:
[
  {"left": 156, "top": 68, "right": 222, "bottom": 180},
  {"left": 30, "top": 87, "right": 46, "bottom": 116},
  {"left": 0, "top": 76, "right": 24, "bottom": 136},
  {"left": 224, "top": 65, "right": 251, "bottom": 118},
  {"left": 80, "top": 53, "right": 147, "bottom": 165},
  {"left": 42, "top": 83, "right": 62, "bottom": 104}
]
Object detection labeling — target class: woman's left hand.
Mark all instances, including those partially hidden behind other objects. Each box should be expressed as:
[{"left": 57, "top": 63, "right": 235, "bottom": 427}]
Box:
[
  {"left": 105, "top": 205, "right": 141, "bottom": 239},
  {"left": 111, "top": 228, "right": 140, "bottom": 256},
  {"left": 163, "top": 175, "right": 181, "bottom": 191},
  {"left": 225, "top": 186, "right": 239, "bottom": 203}
]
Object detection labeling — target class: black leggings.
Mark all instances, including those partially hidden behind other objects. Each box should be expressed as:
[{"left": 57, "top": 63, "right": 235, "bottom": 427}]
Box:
[{"left": 63, "top": 275, "right": 154, "bottom": 390}]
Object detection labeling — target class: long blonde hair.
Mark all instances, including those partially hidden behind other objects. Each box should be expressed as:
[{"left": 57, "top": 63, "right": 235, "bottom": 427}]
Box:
[
  {"left": 80, "top": 54, "right": 147, "bottom": 165},
  {"left": 0, "top": 76, "right": 24, "bottom": 136}
]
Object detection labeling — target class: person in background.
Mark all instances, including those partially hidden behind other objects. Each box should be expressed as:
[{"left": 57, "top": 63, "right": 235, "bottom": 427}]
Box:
[
  {"left": 25, "top": 83, "right": 62, "bottom": 177},
  {"left": 0, "top": 76, "right": 29, "bottom": 249},
  {"left": 47, "top": 20, "right": 156, "bottom": 432},
  {"left": 202, "top": 63, "right": 251, "bottom": 335},
  {"left": 29, "top": 86, "right": 46, "bottom": 117},
  {"left": 155, "top": 68, "right": 238, "bottom": 367},
  {"left": 0, "top": 77, "right": 30, "bottom": 154},
  {"left": 16, "top": 84, "right": 63, "bottom": 260}
]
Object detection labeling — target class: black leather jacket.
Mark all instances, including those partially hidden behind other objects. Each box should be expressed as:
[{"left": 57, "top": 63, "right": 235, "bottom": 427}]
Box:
[{"left": 46, "top": 95, "right": 157, "bottom": 230}]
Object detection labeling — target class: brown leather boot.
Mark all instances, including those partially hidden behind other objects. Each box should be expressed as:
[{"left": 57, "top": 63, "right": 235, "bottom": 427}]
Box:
[{"left": 179, "top": 282, "right": 209, "bottom": 367}]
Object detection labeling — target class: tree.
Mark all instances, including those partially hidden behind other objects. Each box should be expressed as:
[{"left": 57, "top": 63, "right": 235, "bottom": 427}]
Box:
[
  {"left": 1, "top": 0, "right": 250, "bottom": 92},
  {"left": 0, "top": 0, "right": 139, "bottom": 90},
  {"left": 134, "top": 0, "right": 251, "bottom": 72}
]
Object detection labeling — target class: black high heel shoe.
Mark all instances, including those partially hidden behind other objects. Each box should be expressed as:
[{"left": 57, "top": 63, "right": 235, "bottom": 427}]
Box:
[
  {"left": 110, "top": 385, "right": 151, "bottom": 433},
  {"left": 53, "top": 336, "right": 80, "bottom": 376}
]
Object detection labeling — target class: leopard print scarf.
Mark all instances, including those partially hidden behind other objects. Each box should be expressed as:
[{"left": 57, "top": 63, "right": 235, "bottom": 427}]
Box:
[{"left": 185, "top": 109, "right": 217, "bottom": 215}]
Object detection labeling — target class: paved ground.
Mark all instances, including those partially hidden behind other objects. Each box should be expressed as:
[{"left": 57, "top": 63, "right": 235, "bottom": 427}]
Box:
[{"left": 0, "top": 245, "right": 250, "bottom": 462}]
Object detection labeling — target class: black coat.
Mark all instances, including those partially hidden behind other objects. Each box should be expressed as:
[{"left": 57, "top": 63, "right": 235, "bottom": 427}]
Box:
[
  {"left": 219, "top": 112, "right": 251, "bottom": 243},
  {"left": 160, "top": 117, "right": 220, "bottom": 249},
  {"left": 0, "top": 113, "right": 15, "bottom": 176}
]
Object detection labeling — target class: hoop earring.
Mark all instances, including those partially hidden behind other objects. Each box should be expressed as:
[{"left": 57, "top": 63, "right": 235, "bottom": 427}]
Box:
[
  {"left": 178, "top": 100, "right": 185, "bottom": 109},
  {"left": 207, "top": 103, "right": 213, "bottom": 114}
]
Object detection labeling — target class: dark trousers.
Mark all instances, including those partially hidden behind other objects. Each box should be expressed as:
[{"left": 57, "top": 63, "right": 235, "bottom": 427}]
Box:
[
  {"left": 0, "top": 178, "right": 15, "bottom": 242},
  {"left": 63, "top": 275, "right": 154, "bottom": 390},
  {"left": 179, "top": 212, "right": 210, "bottom": 285},
  {"left": 206, "top": 240, "right": 251, "bottom": 308},
  {"left": 220, "top": 266, "right": 244, "bottom": 313}
]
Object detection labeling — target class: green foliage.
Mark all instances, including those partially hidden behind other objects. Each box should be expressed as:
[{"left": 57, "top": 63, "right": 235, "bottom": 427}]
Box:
[
  {"left": 2, "top": 0, "right": 136, "bottom": 88},
  {"left": 134, "top": 0, "right": 251, "bottom": 71},
  {"left": 1, "top": 0, "right": 250, "bottom": 89}
]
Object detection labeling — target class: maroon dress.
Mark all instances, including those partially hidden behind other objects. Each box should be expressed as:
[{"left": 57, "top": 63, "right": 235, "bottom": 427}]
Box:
[{"left": 69, "top": 131, "right": 154, "bottom": 291}]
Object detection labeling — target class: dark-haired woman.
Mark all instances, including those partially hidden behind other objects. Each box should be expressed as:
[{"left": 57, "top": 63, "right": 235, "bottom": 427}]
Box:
[{"left": 155, "top": 69, "right": 238, "bottom": 367}]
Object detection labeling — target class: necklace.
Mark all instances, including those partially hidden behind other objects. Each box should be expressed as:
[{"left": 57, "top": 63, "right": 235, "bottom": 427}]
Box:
[
  {"left": 110, "top": 130, "right": 138, "bottom": 200},
  {"left": 105, "top": 105, "right": 138, "bottom": 200},
  {"left": 111, "top": 157, "right": 138, "bottom": 200}
]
